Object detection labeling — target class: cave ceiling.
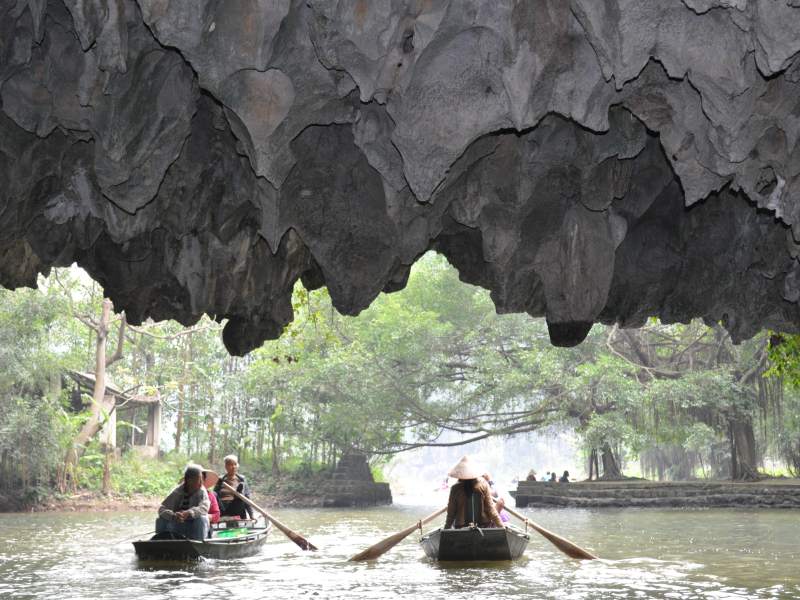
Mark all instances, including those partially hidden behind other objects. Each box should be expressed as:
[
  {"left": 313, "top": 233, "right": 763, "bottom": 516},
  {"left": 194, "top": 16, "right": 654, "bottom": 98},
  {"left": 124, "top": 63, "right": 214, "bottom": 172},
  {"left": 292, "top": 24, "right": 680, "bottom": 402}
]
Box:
[{"left": 2, "top": 0, "right": 800, "bottom": 354}]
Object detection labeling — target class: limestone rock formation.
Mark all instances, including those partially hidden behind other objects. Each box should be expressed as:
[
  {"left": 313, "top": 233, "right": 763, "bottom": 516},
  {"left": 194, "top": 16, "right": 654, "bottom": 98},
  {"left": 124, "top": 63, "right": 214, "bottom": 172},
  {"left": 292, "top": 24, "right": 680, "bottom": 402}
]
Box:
[{"left": 2, "top": 0, "right": 800, "bottom": 353}]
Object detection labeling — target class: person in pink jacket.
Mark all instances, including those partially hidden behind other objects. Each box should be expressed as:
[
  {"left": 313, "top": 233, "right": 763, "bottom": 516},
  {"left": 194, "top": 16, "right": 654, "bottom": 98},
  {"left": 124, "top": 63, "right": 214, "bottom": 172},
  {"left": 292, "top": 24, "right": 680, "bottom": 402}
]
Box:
[{"left": 203, "top": 470, "right": 221, "bottom": 525}]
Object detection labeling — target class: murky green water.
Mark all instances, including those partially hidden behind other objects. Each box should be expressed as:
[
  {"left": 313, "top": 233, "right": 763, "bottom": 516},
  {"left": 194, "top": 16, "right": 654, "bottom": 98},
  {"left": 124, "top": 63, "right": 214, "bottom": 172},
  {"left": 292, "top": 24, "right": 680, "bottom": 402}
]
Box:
[{"left": 1, "top": 503, "right": 798, "bottom": 599}]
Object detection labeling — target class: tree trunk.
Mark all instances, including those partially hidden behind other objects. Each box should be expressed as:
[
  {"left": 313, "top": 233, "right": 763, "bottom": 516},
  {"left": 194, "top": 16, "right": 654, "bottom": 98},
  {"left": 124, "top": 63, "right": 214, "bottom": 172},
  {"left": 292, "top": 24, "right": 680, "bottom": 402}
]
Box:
[
  {"left": 270, "top": 426, "right": 280, "bottom": 477},
  {"left": 60, "top": 299, "right": 114, "bottom": 492},
  {"left": 256, "top": 419, "right": 264, "bottom": 458},
  {"left": 175, "top": 334, "right": 190, "bottom": 452},
  {"left": 729, "top": 418, "right": 760, "bottom": 480},
  {"left": 208, "top": 417, "right": 217, "bottom": 465},
  {"left": 594, "top": 451, "right": 600, "bottom": 481},
  {"left": 599, "top": 443, "right": 623, "bottom": 479},
  {"left": 101, "top": 445, "right": 112, "bottom": 495},
  {"left": 698, "top": 453, "right": 707, "bottom": 479}
]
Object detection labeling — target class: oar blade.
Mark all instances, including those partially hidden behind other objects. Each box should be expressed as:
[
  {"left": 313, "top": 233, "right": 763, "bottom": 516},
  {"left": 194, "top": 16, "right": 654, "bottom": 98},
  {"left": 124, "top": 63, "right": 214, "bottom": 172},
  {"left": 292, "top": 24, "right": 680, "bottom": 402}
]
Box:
[
  {"left": 349, "top": 529, "right": 410, "bottom": 561},
  {"left": 285, "top": 529, "right": 318, "bottom": 552},
  {"left": 349, "top": 505, "right": 447, "bottom": 562},
  {"left": 264, "top": 514, "right": 319, "bottom": 551},
  {"left": 502, "top": 502, "right": 597, "bottom": 560},
  {"left": 530, "top": 525, "right": 597, "bottom": 559},
  {"left": 222, "top": 481, "right": 318, "bottom": 551},
  {"left": 549, "top": 536, "right": 596, "bottom": 559}
]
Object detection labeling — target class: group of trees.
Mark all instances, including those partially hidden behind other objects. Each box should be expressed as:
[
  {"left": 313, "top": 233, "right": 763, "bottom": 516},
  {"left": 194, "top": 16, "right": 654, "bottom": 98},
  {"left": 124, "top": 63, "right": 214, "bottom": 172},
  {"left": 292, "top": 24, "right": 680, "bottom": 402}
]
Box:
[{"left": 2, "top": 253, "right": 800, "bottom": 501}]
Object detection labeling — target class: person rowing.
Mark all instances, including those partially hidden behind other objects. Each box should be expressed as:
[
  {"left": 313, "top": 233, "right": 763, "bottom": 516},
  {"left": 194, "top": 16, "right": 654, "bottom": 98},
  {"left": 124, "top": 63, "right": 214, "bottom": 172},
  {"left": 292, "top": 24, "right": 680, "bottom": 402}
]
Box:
[
  {"left": 213, "top": 454, "right": 254, "bottom": 520},
  {"left": 444, "top": 455, "right": 503, "bottom": 529}
]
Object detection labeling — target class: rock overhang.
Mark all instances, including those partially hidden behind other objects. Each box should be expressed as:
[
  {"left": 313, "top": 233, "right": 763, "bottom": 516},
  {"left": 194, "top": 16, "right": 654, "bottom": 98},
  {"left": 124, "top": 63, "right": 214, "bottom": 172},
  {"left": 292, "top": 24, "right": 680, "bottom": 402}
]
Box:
[{"left": 1, "top": 0, "right": 800, "bottom": 354}]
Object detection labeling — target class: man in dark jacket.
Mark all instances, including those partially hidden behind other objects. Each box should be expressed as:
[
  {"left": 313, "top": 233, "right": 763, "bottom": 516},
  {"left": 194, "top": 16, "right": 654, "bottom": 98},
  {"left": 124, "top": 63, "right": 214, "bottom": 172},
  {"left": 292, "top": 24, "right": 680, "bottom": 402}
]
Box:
[
  {"left": 213, "top": 454, "right": 254, "bottom": 519},
  {"left": 444, "top": 455, "right": 503, "bottom": 529},
  {"left": 156, "top": 464, "right": 210, "bottom": 540}
]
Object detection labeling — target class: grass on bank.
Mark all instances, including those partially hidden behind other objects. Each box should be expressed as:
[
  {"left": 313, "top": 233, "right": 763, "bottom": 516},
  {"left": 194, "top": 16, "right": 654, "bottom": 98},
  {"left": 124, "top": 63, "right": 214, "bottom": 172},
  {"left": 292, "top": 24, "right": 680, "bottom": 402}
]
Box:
[{"left": 74, "top": 445, "right": 384, "bottom": 501}]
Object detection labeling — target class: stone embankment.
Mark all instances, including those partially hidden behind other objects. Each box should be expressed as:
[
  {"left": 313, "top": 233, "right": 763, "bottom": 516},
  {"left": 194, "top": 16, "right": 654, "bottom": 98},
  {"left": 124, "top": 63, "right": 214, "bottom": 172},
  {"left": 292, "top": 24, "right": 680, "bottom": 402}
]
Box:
[
  {"left": 321, "top": 453, "right": 392, "bottom": 508},
  {"left": 512, "top": 480, "right": 800, "bottom": 509}
]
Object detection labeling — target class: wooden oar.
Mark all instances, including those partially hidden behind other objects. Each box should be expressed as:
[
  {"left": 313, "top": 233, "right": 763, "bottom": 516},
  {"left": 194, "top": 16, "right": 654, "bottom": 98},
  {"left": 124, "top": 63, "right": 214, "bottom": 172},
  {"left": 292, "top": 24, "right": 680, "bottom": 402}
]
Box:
[
  {"left": 116, "top": 530, "right": 154, "bottom": 544},
  {"left": 501, "top": 502, "right": 597, "bottom": 559},
  {"left": 349, "top": 505, "right": 447, "bottom": 561},
  {"left": 221, "top": 482, "right": 317, "bottom": 551}
]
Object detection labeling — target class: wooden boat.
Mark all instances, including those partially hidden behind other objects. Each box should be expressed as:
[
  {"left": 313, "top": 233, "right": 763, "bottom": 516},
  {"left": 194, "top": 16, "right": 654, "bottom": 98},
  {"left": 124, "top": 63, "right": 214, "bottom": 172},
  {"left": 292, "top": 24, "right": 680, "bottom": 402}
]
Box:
[
  {"left": 420, "top": 525, "right": 530, "bottom": 561},
  {"left": 133, "top": 521, "right": 271, "bottom": 560}
]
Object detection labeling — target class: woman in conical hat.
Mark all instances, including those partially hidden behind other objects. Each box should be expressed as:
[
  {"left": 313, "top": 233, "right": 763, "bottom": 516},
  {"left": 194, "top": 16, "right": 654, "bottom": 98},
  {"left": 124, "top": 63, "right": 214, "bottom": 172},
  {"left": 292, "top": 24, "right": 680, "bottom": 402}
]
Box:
[
  {"left": 448, "top": 455, "right": 482, "bottom": 479},
  {"left": 444, "top": 455, "right": 503, "bottom": 529}
]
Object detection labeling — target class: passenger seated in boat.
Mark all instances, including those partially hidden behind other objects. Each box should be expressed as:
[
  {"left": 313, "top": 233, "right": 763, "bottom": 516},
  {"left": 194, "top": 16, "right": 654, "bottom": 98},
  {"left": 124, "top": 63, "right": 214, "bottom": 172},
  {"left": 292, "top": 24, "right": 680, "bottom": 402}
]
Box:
[
  {"left": 203, "top": 470, "right": 221, "bottom": 526},
  {"left": 444, "top": 456, "right": 503, "bottom": 529},
  {"left": 482, "top": 472, "right": 510, "bottom": 523},
  {"left": 155, "top": 464, "right": 210, "bottom": 540},
  {"left": 559, "top": 470, "right": 570, "bottom": 483},
  {"left": 213, "top": 455, "right": 254, "bottom": 519},
  {"left": 526, "top": 469, "right": 537, "bottom": 481}
]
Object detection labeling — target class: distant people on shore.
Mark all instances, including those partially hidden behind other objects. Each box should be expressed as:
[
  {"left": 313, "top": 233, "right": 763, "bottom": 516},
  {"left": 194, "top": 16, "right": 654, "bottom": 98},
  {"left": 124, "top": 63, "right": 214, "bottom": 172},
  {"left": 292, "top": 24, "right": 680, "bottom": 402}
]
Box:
[
  {"left": 155, "top": 464, "right": 210, "bottom": 540},
  {"left": 532, "top": 469, "right": 570, "bottom": 483},
  {"left": 444, "top": 455, "right": 503, "bottom": 529}
]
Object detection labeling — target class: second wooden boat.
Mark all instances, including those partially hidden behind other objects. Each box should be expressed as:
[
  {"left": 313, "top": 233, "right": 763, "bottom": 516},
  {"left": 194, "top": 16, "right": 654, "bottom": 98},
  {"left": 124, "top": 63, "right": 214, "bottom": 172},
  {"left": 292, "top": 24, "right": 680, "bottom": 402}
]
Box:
[
  {"left": 133, "top": 522, "right": 271, "bottom": 560},
  {"left": 420, "top": 525, "right": 530, "bottom": 561}
]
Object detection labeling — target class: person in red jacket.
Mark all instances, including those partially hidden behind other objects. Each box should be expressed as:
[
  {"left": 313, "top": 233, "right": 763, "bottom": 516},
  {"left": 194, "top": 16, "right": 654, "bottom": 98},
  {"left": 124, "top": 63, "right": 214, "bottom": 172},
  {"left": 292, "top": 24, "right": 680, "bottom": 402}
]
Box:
[{"left": 201, "top": 467, "right": 220, "bottom": 525}]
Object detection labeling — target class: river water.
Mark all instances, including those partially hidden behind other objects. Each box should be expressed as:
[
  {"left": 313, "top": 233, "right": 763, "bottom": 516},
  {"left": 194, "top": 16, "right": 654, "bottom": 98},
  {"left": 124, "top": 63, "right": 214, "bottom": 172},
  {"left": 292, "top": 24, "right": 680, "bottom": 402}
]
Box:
[{"left": 1, "top": 503, "right": 798, "bottom": 599}]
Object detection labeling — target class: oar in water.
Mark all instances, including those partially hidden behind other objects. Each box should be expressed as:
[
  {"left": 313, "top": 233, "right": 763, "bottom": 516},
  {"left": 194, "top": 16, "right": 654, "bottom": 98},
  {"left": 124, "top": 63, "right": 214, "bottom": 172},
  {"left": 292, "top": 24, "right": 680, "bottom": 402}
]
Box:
[
  {"left": 500, "top": 501, "right": 597, "bottom": 560},
  {"left": 221, "top": 482, "right": 318, "bottom": 551},
  {"left": 349, "top": 505, "right": 447, "bottom": 561},
  {"left": 115, "top": 530, "right": 154, "bottom": 544}
]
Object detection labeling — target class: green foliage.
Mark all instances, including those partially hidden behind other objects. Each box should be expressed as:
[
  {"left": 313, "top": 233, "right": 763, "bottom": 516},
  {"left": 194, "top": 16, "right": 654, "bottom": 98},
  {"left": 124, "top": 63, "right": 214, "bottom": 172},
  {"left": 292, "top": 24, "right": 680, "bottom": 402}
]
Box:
[
  {"left": 77, "top": 446, "right": 188, "bottom": 496},
  {"left": 0, "top": 393, "right": 74, "bottom": 489},
  {"left": 765, "top": 333, "right": 800, "bottom": 387},
  {"left": 0, "top": 277, "right": 86, "bottom": 495},
  {"left": 370, "top": 465, "right": 386, "bottom": 483}
]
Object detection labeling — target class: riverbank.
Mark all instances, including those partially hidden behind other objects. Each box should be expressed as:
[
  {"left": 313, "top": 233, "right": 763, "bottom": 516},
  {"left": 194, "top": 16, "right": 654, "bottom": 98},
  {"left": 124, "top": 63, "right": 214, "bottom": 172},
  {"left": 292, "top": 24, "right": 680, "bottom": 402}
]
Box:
[
  {"left": 1, "top": 478, "right": 327, "bottom": 513},
  {"left": 512, "top": 478, "right": 800, "bottom": 508}
]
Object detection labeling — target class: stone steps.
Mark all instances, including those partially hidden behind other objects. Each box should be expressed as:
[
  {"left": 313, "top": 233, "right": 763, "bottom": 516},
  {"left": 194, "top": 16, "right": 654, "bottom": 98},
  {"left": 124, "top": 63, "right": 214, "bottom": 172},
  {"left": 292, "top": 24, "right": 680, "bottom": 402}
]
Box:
[
  {"left": 321, "top": 453, "right": 393, "bottom": 508},
  {"left": 515, "top": 485, "right": 800, "bottom": 499}
]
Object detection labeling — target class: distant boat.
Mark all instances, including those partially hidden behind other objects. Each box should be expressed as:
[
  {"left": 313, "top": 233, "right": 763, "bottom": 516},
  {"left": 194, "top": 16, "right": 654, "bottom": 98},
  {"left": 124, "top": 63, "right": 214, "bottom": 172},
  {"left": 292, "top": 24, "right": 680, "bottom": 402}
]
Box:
[
  {"left": 133, "top": 522, "right": 271, "bottom": 560},
  {"left": 420, "top": 525, "right": 530, "bottom": 561}
]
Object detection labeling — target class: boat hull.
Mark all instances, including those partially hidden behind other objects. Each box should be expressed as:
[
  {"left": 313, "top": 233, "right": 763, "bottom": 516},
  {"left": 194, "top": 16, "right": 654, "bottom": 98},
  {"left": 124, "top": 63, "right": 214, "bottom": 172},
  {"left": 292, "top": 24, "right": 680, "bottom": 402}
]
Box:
[
  {"left": 133, "top": 527, "right": 269, "bottom": 560},
  {"left": 420, "top": 526, "right": 529, "bottom": 561}
]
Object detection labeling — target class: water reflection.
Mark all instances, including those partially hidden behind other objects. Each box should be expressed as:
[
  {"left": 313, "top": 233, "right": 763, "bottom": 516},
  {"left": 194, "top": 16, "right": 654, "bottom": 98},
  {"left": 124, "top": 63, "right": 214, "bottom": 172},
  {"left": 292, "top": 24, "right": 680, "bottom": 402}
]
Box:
[{"left": 0, "top": 505, "right": 798, "bottom": 599}]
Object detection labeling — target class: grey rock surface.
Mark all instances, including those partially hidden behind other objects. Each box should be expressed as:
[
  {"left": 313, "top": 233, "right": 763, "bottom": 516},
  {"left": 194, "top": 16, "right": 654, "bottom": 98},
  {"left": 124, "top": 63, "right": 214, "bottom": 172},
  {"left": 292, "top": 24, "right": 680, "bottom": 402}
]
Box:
[
  {"left": 512, "top": 480, "right": 800, "bottom": 509},
  {"left": 2, "top": 0, "right": 800, "bottom": 353},
  {"left": 322, "top": 453, "right": 392, "bottom": 508}
]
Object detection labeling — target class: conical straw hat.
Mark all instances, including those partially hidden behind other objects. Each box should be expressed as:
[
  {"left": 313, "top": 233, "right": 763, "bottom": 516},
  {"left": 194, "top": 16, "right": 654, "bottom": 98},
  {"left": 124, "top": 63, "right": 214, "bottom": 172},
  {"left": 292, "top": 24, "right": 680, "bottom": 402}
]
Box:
[
  {"left": 197, "top": 465, "right": 219, "bottom": 489},
  {"left": 448, "top": 455, "right": 482, "bottom": 480},
  {"left": 180, "top": 464, "right": 219, "bottom": 489}
]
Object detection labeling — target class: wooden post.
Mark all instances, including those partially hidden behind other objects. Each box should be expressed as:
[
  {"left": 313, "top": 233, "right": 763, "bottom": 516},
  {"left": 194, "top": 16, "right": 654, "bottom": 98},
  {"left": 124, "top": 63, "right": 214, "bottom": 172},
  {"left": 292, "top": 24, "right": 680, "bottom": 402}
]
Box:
[{"left": 146, "top": 401, "right": 162, "bottom": 450}]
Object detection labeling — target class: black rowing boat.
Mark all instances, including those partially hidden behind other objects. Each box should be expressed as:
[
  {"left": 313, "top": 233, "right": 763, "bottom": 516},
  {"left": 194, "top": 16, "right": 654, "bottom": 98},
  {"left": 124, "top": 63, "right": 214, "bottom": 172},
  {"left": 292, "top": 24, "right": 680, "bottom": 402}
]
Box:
[
  {"left": 133, "top": 522, "right": 271, "bottom": 560},
  {"left": 420, "top": 525, "right": 530, "bottom": 561}
]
